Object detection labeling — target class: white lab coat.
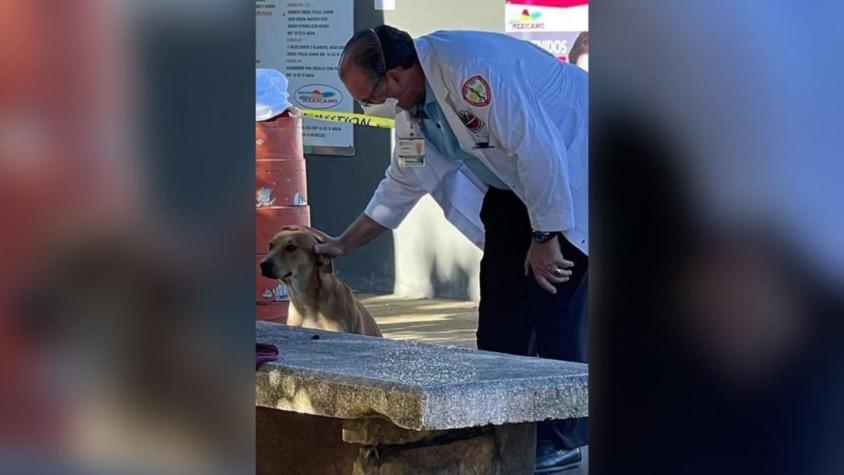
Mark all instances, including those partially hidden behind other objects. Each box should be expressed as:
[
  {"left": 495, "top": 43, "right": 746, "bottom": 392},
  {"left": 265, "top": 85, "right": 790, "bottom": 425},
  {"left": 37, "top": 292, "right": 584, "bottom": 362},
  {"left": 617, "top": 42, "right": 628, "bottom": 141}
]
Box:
[{"left": 364, "top": 30, "right": 589, "bottom": 255}]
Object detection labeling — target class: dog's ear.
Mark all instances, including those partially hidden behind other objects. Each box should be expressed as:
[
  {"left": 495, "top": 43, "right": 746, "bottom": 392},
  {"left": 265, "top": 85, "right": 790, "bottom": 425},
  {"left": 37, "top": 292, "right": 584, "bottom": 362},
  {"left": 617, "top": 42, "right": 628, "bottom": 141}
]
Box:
[
  {"left": 306, "top": 226, "right": 333, "bottom": 273},
  {"left": 316, "top": 255, "right": 334, "bottom": 274}
]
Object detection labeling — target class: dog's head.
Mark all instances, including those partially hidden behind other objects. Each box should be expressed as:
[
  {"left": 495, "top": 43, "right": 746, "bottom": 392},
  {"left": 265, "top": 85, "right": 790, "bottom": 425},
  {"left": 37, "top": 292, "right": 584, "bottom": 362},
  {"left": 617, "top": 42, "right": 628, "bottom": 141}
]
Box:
[{"left": 259, "top": 226, "right": 333, "bottom": 281}]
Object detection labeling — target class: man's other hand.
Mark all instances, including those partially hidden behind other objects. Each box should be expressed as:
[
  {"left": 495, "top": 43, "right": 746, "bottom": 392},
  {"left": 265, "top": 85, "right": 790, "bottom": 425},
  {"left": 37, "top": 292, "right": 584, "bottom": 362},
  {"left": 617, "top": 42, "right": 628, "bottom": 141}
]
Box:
[{"left": 525, "top": 237, "right": 574, "bottom": 294}]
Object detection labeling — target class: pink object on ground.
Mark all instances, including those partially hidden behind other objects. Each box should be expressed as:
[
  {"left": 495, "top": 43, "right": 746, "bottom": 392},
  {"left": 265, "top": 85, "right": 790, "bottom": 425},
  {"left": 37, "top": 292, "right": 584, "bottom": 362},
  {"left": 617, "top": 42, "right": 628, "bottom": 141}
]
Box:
[{"left": 256, "top": 343, "right": 279, "bottom": 370}]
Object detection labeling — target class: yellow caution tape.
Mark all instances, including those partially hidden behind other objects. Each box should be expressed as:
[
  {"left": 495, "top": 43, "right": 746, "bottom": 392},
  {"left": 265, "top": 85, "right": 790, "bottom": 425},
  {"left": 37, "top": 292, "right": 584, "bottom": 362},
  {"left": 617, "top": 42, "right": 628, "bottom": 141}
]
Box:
[{"left": 300, "top": 109, "right": 395, "bottom": 129}]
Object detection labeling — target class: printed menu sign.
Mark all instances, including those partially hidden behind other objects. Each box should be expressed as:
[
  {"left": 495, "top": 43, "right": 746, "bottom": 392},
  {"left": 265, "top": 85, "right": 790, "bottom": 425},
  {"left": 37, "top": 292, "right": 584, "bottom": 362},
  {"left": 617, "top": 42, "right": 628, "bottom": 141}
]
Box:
[{"left": 257, "top": 0, "right": 355, "bottom": 154}]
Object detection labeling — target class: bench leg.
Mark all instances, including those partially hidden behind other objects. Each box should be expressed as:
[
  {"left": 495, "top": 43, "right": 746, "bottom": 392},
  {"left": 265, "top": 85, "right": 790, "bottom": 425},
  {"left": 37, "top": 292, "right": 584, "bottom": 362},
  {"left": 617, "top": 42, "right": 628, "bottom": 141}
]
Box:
[{"left": 343, "top": 418, "right": 536, "bottom": 475}]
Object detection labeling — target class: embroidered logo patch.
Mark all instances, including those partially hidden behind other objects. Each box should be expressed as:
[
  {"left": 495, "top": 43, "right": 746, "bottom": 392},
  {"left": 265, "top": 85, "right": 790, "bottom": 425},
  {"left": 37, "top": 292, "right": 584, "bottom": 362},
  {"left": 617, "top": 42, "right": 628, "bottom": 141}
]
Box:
[
  {"left": 461, "top": 75, "right": 491, "bottom": 107},
  {"left": 458, "top": 110, "right": 485, "bottom": 133}
]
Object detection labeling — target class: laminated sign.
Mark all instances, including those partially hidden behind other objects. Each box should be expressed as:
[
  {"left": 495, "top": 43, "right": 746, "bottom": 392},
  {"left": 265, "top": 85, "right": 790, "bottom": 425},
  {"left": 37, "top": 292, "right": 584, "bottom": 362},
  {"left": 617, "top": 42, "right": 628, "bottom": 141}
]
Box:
[{"left": 257, "top": 0, "right": 356, "bottom": 154}]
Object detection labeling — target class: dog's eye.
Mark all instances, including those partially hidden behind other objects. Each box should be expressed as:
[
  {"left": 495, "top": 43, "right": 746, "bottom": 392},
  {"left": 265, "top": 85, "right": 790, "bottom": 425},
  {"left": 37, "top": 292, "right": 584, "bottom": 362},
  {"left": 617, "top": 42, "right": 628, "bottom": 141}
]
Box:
[
  {"left": 285, "top": 244, "right": 297, "bottom": 252},
  {"left": 268, "top": 242, "right": 275, "bottom": 251}
]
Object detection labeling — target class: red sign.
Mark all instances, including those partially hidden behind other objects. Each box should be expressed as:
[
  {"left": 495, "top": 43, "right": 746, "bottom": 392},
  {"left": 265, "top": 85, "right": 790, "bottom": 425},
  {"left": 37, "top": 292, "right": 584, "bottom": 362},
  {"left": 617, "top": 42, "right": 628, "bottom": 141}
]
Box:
[{"left": 506, "top": 0, "right": 588, "bottom": 8}]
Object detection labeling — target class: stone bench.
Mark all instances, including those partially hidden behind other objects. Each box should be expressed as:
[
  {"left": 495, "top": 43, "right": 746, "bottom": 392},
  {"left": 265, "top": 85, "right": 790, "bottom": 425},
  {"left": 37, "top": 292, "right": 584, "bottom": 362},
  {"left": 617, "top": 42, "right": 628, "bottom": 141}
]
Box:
[{"left": 256, "top": 322, "right": 588, "bottom": 475}]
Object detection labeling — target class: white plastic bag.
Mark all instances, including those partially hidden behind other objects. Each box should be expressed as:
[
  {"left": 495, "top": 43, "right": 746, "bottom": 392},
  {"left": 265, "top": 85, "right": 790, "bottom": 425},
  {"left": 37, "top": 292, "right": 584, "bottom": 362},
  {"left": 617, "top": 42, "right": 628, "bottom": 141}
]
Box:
[{"left": 256, "top": 68, "right": 291, "bottom": 121}]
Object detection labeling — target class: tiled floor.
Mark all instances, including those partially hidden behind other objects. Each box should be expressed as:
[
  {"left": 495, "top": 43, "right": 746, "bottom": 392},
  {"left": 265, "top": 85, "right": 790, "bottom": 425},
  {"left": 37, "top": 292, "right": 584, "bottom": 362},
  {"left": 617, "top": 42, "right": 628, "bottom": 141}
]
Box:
[{"left": 359, "top": 293, "right": 480, "bottom": 349}]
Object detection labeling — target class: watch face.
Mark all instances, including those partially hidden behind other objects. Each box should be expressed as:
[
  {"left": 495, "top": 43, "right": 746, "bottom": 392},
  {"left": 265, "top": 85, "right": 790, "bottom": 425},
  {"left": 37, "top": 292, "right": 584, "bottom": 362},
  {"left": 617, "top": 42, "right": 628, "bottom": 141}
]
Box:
[{"left": 533, "top": 232, "right": 553, "bottom": 243}]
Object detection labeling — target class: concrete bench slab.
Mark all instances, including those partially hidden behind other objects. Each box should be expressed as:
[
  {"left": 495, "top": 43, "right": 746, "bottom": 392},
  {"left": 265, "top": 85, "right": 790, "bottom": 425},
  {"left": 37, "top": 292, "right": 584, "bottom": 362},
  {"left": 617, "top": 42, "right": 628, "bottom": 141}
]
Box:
[{"left": 256, "top": 322, "right": 588, "bottom": 431}]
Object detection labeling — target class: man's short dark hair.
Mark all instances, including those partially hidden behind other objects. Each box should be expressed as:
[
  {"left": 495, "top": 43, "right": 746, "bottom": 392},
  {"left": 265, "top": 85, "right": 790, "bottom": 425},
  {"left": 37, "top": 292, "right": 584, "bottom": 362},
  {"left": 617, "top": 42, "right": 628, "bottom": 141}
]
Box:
[{"left": 340, "top": 25, "right": 419, "bottom": 82}]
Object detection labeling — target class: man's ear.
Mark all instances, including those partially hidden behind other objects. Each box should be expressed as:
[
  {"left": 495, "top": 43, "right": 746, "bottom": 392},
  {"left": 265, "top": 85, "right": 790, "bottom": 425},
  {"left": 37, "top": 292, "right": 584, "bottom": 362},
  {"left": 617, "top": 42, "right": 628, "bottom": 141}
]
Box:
[
  {"left": 316, "top": 255, "right": 334, "bottom": 274},
  {"left": 385, "top": 68, "right": 404, "bottom": 86}
]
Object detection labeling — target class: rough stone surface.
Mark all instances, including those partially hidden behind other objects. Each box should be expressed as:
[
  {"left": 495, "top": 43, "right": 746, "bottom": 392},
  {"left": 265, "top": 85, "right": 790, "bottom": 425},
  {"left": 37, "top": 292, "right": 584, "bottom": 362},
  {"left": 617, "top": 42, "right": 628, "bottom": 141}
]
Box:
[
  {"left": 343, "top": 418, "right": 445, "bottom": 446},
  {"left": 256, "top": 407, "right": 359, "bottom": 475},
  {"left": 354, "top": 434, "right": 495, "bottom": 475},
  {"left": 491, "top": 423, "right": 536, "bottom": 474},
  {"left": 256, "top": 323, "right": 588, "bottom": 431},
  {"left": 350, "top": 423, "right": 536, "bottom": 475}
]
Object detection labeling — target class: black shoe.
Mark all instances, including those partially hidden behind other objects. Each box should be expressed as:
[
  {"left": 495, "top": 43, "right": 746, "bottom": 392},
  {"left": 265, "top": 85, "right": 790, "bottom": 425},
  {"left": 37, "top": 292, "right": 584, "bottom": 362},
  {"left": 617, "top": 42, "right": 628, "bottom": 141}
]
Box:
[{"left": 535, "top": 438, "right": 582, "bottom": 474}]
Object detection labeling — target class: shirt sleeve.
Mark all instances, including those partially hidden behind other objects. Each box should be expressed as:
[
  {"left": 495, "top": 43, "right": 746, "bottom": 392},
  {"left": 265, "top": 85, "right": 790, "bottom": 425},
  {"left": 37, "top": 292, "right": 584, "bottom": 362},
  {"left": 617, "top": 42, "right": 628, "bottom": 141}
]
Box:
[
  {"left": 455, "top": 62, "right": 575, "bottom": 233},
  {"left": 364, "top": 149, "right": 428, "bottom": 229}
]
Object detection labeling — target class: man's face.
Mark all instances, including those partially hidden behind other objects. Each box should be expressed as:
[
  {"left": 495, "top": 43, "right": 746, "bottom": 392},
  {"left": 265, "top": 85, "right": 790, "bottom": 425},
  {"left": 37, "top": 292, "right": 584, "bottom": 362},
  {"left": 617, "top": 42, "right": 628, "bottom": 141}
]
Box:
[
  {"left": 340, "top": 62, "right": 418, "bottom": 110},
  {"left": 341, "top": 63, "right": 389, "bottom": 105}
]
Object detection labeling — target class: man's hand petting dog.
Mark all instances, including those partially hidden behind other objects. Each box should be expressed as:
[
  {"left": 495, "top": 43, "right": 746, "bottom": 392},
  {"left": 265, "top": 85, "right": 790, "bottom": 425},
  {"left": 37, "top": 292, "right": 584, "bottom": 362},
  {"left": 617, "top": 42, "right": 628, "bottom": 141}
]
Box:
[{"left": 313, "top": 234, "right": 347, "bottom": 258}]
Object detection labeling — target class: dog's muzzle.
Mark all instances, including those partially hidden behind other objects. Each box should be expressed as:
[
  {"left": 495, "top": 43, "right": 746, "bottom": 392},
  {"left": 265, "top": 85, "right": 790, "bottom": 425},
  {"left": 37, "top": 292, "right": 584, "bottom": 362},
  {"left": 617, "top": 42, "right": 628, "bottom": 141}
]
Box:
[{"left": 259, "top": 258, "right": 275, "bottom": 278}]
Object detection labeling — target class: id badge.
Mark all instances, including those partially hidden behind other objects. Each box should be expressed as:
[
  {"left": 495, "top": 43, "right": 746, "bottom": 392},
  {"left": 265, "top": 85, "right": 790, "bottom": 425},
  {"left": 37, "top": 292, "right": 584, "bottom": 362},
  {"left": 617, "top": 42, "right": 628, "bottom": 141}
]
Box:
[
  {"left": 397, "top": 119, "right": 425, "bottom": 167},
  {"left": 398, "top": 138, "right": 426, "bottom": 167}
]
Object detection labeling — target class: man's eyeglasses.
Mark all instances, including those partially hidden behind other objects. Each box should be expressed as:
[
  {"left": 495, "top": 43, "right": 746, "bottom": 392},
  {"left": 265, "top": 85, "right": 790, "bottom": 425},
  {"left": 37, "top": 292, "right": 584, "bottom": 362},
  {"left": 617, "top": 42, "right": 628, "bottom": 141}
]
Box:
[{"left": 359, "top": 76, "right": 386, "bottom": 107}]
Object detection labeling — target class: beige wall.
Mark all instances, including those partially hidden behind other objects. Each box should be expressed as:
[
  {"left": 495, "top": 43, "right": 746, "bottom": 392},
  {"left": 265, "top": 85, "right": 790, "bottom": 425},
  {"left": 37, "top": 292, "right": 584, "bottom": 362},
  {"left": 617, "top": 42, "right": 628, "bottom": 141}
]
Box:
[
  {"left": 382, "top": 0, "right": 504, "bottom": 36},
  {"left": 393, "top": 196, "right": 484, "bottom": 300}
]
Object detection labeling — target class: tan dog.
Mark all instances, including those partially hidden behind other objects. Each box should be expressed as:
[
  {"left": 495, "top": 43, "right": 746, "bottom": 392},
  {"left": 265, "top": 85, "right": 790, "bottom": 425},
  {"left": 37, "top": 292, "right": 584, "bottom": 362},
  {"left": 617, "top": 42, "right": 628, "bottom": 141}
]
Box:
[{"left": 259, "top": 226, "right": 382, "bottom": 337}]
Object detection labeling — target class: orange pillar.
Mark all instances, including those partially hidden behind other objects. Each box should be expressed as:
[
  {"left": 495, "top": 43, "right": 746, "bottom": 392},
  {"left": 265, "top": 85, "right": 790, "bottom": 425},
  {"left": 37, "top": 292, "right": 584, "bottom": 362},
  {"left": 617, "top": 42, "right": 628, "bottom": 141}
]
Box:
[{"left": 255, "top": 109, "right": 310, "bottom": 323}]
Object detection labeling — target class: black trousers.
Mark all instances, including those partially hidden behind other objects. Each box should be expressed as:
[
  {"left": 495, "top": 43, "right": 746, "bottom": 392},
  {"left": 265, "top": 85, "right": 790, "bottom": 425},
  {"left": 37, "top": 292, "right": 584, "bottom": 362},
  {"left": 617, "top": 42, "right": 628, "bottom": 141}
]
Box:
[{"left": 477, "top": 187, "right": 588, "bottom": 449}]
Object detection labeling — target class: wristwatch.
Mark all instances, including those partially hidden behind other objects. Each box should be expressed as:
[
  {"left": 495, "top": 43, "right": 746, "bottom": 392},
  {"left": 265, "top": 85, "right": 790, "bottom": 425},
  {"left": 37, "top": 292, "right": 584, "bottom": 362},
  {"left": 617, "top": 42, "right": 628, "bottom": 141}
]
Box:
[{"left": 532, "top": 231, "right": 559, "bottom": 244}]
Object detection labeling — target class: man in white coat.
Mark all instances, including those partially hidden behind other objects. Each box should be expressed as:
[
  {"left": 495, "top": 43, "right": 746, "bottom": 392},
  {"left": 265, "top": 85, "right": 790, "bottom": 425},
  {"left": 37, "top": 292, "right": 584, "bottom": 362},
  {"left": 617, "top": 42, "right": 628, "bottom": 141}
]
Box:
[{"left": 315, "top": 25, "right": 588, "bottom": 473}]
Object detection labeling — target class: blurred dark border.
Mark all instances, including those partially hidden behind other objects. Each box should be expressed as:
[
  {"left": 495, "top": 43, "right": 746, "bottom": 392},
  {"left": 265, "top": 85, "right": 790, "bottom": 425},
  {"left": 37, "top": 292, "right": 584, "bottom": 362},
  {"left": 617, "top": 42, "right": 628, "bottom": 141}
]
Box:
[
  {"left": 589, "top": 2, "right": 844, "bottom": 474},
  {"left": 1, "top": 1, "right": 256, "bottom": 473}
]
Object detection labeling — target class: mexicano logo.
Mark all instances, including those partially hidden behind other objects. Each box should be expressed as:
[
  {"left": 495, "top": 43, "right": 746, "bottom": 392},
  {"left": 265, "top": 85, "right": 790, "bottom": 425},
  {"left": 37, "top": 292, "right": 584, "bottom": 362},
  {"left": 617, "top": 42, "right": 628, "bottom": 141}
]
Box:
[
  {"left": 294, "top": 84, "right": 342, "bottom": 109},
  {"left": 510, "top": 9, "right": 544, "bottom": 30}
]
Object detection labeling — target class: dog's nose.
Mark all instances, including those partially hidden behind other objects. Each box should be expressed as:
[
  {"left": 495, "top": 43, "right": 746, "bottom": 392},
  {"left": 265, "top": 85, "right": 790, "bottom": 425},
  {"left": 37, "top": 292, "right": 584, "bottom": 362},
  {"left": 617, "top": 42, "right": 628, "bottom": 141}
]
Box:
[{"left": 259, "top": 259, "right": 275, "bottom": 278}]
